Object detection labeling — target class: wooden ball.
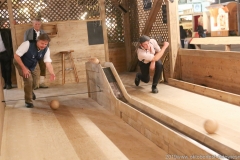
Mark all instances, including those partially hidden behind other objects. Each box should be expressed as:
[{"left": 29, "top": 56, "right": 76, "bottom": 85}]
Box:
[
  {"left": 50, "top": 100, "right": 59, "bottom": 110},
  {"left": 88, "top": 57, "right": 100, "bottom": 64},
  {"left": 204, "top": 119, "right": 218, "bottom": 134}
]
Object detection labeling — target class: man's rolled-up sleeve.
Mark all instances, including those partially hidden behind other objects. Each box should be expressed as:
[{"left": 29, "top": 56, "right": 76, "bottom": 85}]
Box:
[{"left": 16, "top": 41, "right": 30, "bottom": 57}]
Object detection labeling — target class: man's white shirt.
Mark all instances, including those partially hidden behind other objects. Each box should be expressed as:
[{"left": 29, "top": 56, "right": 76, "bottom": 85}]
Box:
[{"left": 16, "top": 41, "right": 52, "bottom": 63}]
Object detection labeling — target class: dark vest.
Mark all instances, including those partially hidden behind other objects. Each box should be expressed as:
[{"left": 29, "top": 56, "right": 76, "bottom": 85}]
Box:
[
  {"left": 33, "top": 30, "right": 37, "bottom": 40},
  {"left": 21, "top": 40, "right": 48, "bottom": 71}
]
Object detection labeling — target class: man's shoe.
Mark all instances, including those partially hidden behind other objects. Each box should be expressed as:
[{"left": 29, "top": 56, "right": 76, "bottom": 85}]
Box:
[
  {"left": 32, "top": 92, "right": 36, "bottom": 100},
  {"left": 6, "top": 85, "right": 12, "bottom": 89},
  {"left": 135, "top": 73, "right": 141, "bottom": 86},
  {"left": 25, "top": 102, "right": 34, "bottom": 108},
  {"left": 152, "top": 88, "right": 158, "bottom": 94},
  {"left": 39, "top": 83, "right": 48, "bottom": 88}
]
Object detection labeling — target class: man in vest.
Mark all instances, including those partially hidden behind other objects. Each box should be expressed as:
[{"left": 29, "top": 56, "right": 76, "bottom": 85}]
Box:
[
  {"left": 24, "top": 18, "right": 48, "bottom": 89},
  {"left": 14, "top": 33, "right": 55, "bottom": 108}
]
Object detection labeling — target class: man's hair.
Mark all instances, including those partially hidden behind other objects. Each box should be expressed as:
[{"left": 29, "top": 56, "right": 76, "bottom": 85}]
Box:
[
  {"left": 37, "top": 33, "right": 51, "bottom": 42},
  {"left": 32, "top": 18, "right": 41, "bottom": 22},
  {"left": 139, "top": 35, "right": 150, "bottom": 44}
]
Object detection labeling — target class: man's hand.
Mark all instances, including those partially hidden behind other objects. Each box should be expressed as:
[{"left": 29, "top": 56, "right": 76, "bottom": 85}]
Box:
[
  {"left": 50, "top": 74, "right": 55, "bottom": 81},
  {"left": 22, "top": 67, "right": 31, "bottom": 78},
  {"left": 163, "top": 42, "right": 169, "bottom": 49},
  {"left": 46, "top": 62, "right": 55, "bottom": 81},
  {"left": 14, "top": 54, "right": 31, "bottom": 78},
  {"left": 152, "top": 41, "right": 169, "bottom": 62}
]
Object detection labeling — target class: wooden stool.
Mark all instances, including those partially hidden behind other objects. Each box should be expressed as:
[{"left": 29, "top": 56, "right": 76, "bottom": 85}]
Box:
[{"left": 59, "top": 50, "right": 79, "bottom": 85}]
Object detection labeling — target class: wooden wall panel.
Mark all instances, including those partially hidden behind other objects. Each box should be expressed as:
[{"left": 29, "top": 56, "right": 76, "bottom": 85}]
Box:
[
  {"left": 0, "top": 70, "right": 5, "bottom": 153},
  {"left": 108, "top": 43, "right": 127, "bottom": 73},
  {"left": 179, "top": 49, "right": 240, "bottom": 95},
  {"left": 14, "top": 21, "right": 106, "bottom": 86}
]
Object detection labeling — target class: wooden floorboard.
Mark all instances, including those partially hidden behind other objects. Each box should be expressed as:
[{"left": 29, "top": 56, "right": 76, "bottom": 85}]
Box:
[
  {"left": 1, "top": 71, "right": 240, "bottom": 159},
  {"left": 0, "top": 83, "right": 166, "bottom": 160},
  {"left": 119, "top": 72, "right": 240, "bottom": 153}
]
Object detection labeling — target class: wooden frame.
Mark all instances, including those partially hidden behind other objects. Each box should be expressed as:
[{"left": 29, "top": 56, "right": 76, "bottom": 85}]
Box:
[
  {"left": 190, "top": 37, "right": 240, "bottom": 51},
  {"left": 170, "top": 48, "right": 240, "bottom": 105},
  {"left": 168, "top": 78, "right": 240, "bottom": 106}
]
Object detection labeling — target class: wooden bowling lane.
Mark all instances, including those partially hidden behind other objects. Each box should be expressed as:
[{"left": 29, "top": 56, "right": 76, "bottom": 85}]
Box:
[
  {"left": 0, "top": 84, "right": 167, "bottom": 160},
  {"left": 119, "top": 72, "right": 240, "bottom": 155}
]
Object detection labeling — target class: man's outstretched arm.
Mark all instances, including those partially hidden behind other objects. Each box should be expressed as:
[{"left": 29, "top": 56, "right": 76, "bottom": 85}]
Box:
[{"left": 45, "top": 62, "right": 55, "bottom": 81}]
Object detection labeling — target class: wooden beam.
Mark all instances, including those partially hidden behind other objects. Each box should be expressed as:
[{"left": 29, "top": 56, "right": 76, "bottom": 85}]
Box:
[
  {"left": 195, "top": 44, "right": 201, "bottom": 49},
  {"left": 0, "top": 70, "right": 5, "bottom": 154},
  {"left": 99, "top": 0, "right": 109, "bottom": 62},
  {"left": 190, "top": 37, "right": 240, "bottom": 45},
  {"left": 122, "top": 0, "right": 132, "bottom": 71},
  {"left": 168, "top": 78, "right": 240, "bottom": 106},
  {"left": 225, "top": 45, "right": 231, "bottom": 51},
  {"left": 166, "top": 0, "right": 180, "bottom": 78},
  {"left": 142, "top": 0, "right": 163, "bottom": 35},
  {"left": 7, "top": 0, "right": 23, "bottom": 88},
  {"left": 173, "top": 49, "right": 182, "bottom": 80},
  {"left": 179, "top": 48, "right": 240, "bottom": 59},
  {"left": 109, "top": 0, "right": 128, "bottom": 13}
]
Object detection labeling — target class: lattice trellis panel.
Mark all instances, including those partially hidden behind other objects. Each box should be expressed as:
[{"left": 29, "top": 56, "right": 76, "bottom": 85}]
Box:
[
  {"left": 129, "top": 0, "right": 169, "bottom": 43},
  {"left": 105, "top": 0, "right": 125, "bottom": 43},
  {"left": 8, "top": 0, "right": 122, "bottom": 43},
  {"left": 10, "top": 0, "right": 100, "bottom": 23},
  {"left": 128, "top": 0, "right": 140, "bottom": 43},
  {"left": 151, "top": 1, "right": 168, "bottom": 43},
  {"left": 1, "top": 0, "right": 168, "bottom": 44},
  {"left": 0, "top": 0, "right": 10, "bottom": 29}
]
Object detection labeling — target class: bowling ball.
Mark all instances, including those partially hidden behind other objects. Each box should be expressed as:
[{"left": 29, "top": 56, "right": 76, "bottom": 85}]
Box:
[
  {"left": 50, "top": 100, "right": 59, "bottom": 110},
  {"left": 88, "top": 57, "right": 100, "bottom": 64},
  {"left": 204, "top": 119, "right": 218, "bottom": 134}
]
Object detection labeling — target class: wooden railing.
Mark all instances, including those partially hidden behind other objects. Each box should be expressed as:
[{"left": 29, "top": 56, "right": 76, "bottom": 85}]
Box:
[{"left": 190, "top": 37, "right": 240, "bottom": 51}]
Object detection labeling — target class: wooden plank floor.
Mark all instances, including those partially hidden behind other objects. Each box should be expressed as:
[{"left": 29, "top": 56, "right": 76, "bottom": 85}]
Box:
[
  {"left": 119, "top": 72, "right": 240, "bottom": 154},
  {"left": 1, "top": 72, "right": 240, "bottom": 159},
  {"left": 0, "top": 83, "right": 167, "bottom": 160}
]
